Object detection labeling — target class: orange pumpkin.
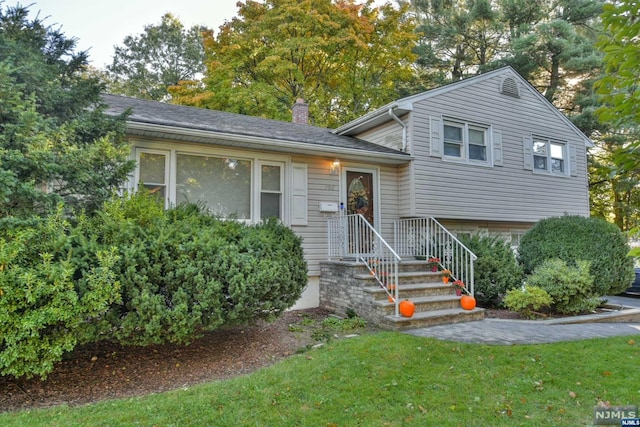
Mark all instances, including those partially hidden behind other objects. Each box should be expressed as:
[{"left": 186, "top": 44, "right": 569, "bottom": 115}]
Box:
[
  {"left": 460, "top": 295, "right": 476, "bottom": 310},
  {"left": 399, "top": 299, "right": 416, "bottom": 317}
]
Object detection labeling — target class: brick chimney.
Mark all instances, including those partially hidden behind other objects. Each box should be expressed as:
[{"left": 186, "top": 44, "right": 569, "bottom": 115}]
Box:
[{"left": 292, "top": 98, "right": 309, "bottom": 125}]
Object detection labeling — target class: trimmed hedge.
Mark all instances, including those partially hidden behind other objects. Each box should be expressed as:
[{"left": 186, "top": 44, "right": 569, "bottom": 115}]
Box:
[
  {"left": 1, "top": 192, "right": 307, "bottom": 379},
  {"left": 518, "top": 215, "right": 634, "bottom": 296},
  {"left": 83, "top": 193, "right": 308, "bottom": 346}
]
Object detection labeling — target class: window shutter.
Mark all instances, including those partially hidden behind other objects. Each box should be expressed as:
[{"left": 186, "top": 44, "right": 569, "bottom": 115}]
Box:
[
  {"left": 429, "top": 116, "right": 442, "bottom": 158},
  {"left": 290, "top": 163, "right": 308, "bottom": 225},
  {"left": 523, "top": 136, "right": 533, "bottom": 171},
  {"left": 569, "top": 145, "right": 578, "bottom": 176},
  {"left": 493, "top": 129, "right": 503, "bottom": 166}
]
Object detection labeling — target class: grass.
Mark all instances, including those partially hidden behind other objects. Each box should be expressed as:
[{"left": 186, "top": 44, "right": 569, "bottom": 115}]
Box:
[{"left": 1, "top": 332, "right": 638, "bottom": 426}]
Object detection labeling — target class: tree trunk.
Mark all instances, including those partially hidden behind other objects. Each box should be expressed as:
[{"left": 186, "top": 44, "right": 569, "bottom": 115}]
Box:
[{"left": 545, "top": 54, "right": 560, "bottom": 102}]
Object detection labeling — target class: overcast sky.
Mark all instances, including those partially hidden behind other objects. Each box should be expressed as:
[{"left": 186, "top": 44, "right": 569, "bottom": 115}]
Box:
[
  {"left": 25, "top": 0, "right": 257, "bottom": 68},
  {"left": 25, "top": 0, "right": 390, "bottom": 70}
]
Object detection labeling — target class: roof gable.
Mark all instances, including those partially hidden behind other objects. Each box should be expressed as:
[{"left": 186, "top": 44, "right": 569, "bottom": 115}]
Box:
[{"left": 335, "top": 66, "right": 593, "bottom": 147}]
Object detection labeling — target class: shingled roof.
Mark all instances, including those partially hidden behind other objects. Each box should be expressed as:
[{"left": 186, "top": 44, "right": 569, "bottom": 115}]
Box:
[{"left": 102, "top": 94, "right": 410, "bottom": 163}]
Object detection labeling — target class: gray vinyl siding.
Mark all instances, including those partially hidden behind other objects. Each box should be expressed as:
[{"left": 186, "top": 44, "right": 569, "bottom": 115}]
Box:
[
  {"left": 291, "top": 156, "right": 402, "bottom": 276},
  {"left": 357, "top": 121, "right": 404, "bottom": 151},
  {"left": 410, "top": 74, "right": 589, "bottom": 223},
  {"left": 378, "top": 164, "right": 401, "bottom": 244},
  {"left": 290, "top": 155, "right": 339, "bottom": 277},
  {"left": 398, "top": 162, "right": 414, "bottom": 217}
]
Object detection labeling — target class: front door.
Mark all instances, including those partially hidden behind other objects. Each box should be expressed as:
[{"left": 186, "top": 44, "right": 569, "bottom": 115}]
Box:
[
  {"left": 344, "top": 169, "right": 378, "bottom": 257},
  {"left": 346, "top": 170, "right": 375, "bottom": 224}
]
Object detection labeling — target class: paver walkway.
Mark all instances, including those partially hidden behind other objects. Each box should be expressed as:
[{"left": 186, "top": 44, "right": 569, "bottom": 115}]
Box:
[{"left": 405, "top": 319, "right": 640, "bottom": 345}]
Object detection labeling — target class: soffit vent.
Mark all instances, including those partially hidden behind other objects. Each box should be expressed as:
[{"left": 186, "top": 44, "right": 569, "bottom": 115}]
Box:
[{"left": 500, "top": 77, "right": 520, "bottom": 98}]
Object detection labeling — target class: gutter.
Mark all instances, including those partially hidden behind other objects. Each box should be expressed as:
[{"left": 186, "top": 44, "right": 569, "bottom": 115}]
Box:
[{"left": 388, "top": 107, "right": 407, "bottom": 152}]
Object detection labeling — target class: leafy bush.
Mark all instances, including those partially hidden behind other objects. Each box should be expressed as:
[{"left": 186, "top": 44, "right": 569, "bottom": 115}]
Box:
[
  {"left": 0, "top": 209, "right": 120, "bottom": 379},
  {"left": 1, "top": 192, "right": 307, "bottom": 378},
  {"left": 525, "top": 258, "right": 600, "bottom": 315},
  {"left": 503, "top": 286, "right": 552, "bottom": 319},
  {"left": 82, "top": 192, "right": 307, "bottom": 346},
  {"left": 518, "top": 215, "right": 634, "bottom": 295},
  {"left": 459, "top": 234, "right": 523, "bottom": 307}
]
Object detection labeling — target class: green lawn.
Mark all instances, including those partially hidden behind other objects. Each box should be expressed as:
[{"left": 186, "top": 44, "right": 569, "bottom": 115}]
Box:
[{"left": 1, "top": 332, "right": 638, "bottom": 426}]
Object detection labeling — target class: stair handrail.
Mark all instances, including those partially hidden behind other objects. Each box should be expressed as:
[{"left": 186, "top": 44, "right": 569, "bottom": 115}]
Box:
[
  {"left": 394, "top": 217, "right": 477, "bottom": 296},
  {"left": 328, "top": 214, "right": 402, "bottom": 316}
]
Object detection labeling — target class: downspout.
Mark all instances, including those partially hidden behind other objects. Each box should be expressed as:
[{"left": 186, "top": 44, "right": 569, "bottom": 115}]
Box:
[{"left": 388, "top": 108, "right": 407, "bottom": 152}]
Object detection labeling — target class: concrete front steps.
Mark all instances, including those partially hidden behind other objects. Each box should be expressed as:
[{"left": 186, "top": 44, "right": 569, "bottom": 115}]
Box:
[{"left": 362, "top": 261, "right": 484, "bottom": 331}]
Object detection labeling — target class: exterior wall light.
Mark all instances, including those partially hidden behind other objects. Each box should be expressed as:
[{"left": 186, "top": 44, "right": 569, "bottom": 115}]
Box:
[{"left": 330, "top": 158, "right": 340, "bottom": 175}]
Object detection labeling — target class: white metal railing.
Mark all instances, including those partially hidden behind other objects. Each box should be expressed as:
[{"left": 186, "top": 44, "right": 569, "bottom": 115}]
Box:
[
  {"left": 328, "top": 214, "right": 402, "bottom": 316},
  {"left": 394, "top": 217, "right": 476, "bottom": 296}
]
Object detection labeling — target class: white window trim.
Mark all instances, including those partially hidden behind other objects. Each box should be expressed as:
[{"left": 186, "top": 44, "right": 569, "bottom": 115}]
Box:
[
  {"left": 529, "top": 135, "right": 570, "bottom": 177},
  {"left": 135, "top": 148, "right": 171, "bottom": 208},
  {"left": 257, "top": 160, "right": 285, "bottom": 221},
  {"left": 439, "top": 117, "right": 494, "bottom": 167},
  {"left": 132, "top": 141, "right": 295, "bottom": 223}
]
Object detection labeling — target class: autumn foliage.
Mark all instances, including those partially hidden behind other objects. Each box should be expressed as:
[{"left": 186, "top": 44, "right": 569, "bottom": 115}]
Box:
[{"left": 170, "top": 0, "right": 418, "bottom": 128}]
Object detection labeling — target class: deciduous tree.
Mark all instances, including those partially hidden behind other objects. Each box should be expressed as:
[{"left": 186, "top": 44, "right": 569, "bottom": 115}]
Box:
[
  {"left": 593, "top": 0, "right": 640, "bottom": 248},
  {"left": 170, "top": 0, "right": 418, "bottom": 128},
  {"left": 106, "top": 13, "right": 209, "bottom": 101}
]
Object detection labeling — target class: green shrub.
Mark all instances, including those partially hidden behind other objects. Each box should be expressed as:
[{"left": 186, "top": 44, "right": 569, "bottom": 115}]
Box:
[
  {"left": 526, "top": 258, "right": 600, "bottom": 315},
  {"left": 459, "top": 234, "right": 523, "bottom": 307},
  {"left": 0, "top": 209, "right": 120, "bottom": 379},
  {"left": 503, "top": 286, "right": 552, "bottom": 319},
  {"left": 518, "top": 215, "right": 634, "bottom": 295},
  {"left": 82, "top": 192, "right": 307, "bottom": 346},
  {"left": 0, "top": 192, "right": 307, "bottom": 378}
]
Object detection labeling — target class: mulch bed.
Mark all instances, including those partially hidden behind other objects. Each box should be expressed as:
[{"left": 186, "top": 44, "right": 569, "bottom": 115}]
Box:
[{"left": 0, "top": 308, "right": 332, "bottom": 413}]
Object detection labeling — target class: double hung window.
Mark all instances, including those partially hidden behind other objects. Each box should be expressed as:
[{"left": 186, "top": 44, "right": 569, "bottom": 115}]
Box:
[
  {"left": 137, "top": 150, "right": 169, "bottom": 199},
  {"left": 259, "top": 163, "right": 283, "bottom": 219},
  {"left": 533, "top": 137, "right": 566, "bottom": 174},
  {"left": 443, "top": 120, "right": 488, "bottom": 163}
]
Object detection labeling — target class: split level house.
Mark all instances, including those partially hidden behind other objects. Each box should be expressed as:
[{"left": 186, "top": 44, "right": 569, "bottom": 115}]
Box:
[{"left": 104, "top": 66, "right": 592, "bottom": 329}]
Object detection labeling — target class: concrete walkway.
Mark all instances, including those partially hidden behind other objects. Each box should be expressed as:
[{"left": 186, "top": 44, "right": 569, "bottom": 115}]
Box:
[{"left": 405, "top": 295, "right": 640, "bottom": 345}]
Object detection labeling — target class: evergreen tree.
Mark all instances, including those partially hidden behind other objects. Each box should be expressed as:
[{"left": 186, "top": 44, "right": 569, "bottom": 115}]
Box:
[{"left": 0, "top": 4, "right": 134, "bottom": 222}]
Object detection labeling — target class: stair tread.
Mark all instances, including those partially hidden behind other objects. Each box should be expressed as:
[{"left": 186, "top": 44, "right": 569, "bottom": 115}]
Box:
[
  {"left": 355, "top": 271, "right": 441, "bottom": 280},
  {"left": 364, "top": 283, "right": 454, "bottom": 293},
  {"left": 373, "top": 294, "right": 460, "bottom": 307},
  {"left": 384, "top": 307, "right": 484, "bottom": 323}
]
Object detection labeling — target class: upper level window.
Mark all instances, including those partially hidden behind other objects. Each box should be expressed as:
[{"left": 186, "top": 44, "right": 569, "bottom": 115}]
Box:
[
  {"left": 533, "top": 137, "right": 566, "bottom": 174},
  {"left": 443, "top": 120, "right": 488, "bottom": 163}
]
